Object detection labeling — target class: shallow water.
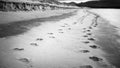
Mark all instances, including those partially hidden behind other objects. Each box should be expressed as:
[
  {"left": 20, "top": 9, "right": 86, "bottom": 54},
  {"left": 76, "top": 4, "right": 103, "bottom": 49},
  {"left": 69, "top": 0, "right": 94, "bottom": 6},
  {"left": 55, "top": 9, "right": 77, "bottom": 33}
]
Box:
[{"left": 94, "top": 17, "right": 120, "bottom": 68}]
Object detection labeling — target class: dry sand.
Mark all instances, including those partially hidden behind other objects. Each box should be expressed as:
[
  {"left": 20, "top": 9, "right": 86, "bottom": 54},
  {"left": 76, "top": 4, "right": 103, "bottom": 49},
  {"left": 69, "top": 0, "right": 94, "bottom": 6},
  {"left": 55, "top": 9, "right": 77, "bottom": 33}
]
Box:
[{"left": 0, "top": 9, "right": 117, "bottom": 68}]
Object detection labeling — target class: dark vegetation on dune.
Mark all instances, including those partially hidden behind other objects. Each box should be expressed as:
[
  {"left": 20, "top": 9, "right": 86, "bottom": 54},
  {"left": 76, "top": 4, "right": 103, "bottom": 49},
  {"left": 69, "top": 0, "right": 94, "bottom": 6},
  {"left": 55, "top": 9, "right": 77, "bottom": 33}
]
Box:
[
  {"left": 0, "top": 0, "right": 76, "bottom": 12},
  {"left": 76, "top": 1, "right": 120, "bottom": 8}
]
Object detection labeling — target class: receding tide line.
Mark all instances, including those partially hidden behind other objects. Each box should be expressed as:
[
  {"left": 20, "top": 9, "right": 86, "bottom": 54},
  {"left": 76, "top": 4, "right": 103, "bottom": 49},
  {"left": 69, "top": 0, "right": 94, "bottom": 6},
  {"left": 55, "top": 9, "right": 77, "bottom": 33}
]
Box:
[
  {"left": 0, "top": 11, "right": 76, "bottom": 38},
  {"left": 93, "top": 17, "right": 120, "bottom": 68}
]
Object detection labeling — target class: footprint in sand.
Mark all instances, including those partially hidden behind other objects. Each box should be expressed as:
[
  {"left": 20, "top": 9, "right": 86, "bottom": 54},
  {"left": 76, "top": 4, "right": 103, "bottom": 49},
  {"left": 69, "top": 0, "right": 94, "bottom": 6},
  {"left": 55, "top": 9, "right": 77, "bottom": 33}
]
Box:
[
  {"left": 93, "top": 25, "right": 97, "bottom": 27},
  {"left": 68, "top": 28, "right": 71, "bottom": 30},
  {"left": 30, "top": 43, "right": 39, "bottom": 46},
  {"left": 89, "top": 56, "right": 103, "bottom": 62},
  {"left": 17, "top": 58, "right": 33, "bottom": 68},
  {"left": 88, "top": 26, "right": 92, "bottom": 29},
  {"left": 89, "top": 45, "right": 100, "bottom": 49},
  {"left": 82, "top": 41, "right": 90, "bottom": 44},
  {"left": 79, "top": 50, "right": 90, "bottom": 53},
  {"left": 47, "top": 32, "right": 55, "bottom": 38},
  {"left": 61, "top": 25, "right": 66, "bottom": 27},
  {"left": 82, "top": 27, "right": 92, "bottom": 33},
  {"left": 49, "top": 36, "right": 55, "bottom": 38},
  {"left": 36, "top": 38, "right": 43, "bottom": 41},
  {"left": 82, "top": 28, "right": 91, "bottom": 33},
  {"left": 58, "top": 29, "right": 63, "bottom": 31},
  {"left": 87, "top": 38, "right": 95, "bottom": 41},
  {"left": 82, "top": 35, "right": 88, "bottom": 37},
  {"left": 79, "top": 65, "right": 93, "bottom": 68},
  {"left": 82, "top": 28, "right": 87, "bottom": 30},
  {"left": 17, "top": 58, "right": 31, "bottom": 64},
  {"left": 64, "top": 23, "right": 68, "bottom": 25},
  {"left": 82, "top": 31, "right": 86, "bottom": 33},
  {"left": 59, "top": 32, "right": 64, "bottom": 33},
  {"left": 13, "top": 48, "right": 24, "bottom": 51},
  {"left": 86, "top": 29, "right": 91, "bottom": 32},
  {"left": 47, "top": 33, "right": 54, "bottom": 35},
  {"left": 86, "top": 33, "right": 92, "bottom": 35},
  {"left": 73, "top": 22, "right": 77, "bottom": 25}
]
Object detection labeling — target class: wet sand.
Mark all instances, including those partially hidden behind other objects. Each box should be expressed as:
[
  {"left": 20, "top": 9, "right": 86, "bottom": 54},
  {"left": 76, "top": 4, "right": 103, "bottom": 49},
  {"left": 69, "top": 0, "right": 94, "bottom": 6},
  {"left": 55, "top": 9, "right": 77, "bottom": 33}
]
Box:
[{"left": 93, "top": 17, "right": 120, "bottom": 68}]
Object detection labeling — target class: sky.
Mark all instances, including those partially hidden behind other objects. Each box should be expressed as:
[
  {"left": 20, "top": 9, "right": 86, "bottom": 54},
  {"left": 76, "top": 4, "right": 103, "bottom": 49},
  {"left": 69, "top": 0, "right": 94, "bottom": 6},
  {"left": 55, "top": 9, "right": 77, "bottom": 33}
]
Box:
[{"left": 59, "top": 0, "right": 99, "bottom": 3}]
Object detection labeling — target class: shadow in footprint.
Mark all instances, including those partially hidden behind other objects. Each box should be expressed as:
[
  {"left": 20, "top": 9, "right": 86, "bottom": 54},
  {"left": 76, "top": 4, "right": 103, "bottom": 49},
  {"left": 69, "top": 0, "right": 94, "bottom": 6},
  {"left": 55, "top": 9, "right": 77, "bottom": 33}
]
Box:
[
  {"left": 89, "top": 45, "right": 100, "bottom": 49},
  {"left": 83, "top": 35, "right": 88, "bottom": 37},
  {"left": 13, "top": 48, "right": 24, "bottom": 51},
  {"left": 89, "top": 26, "right": 92, "bottom": 29},
  {"left": 82, "top": 31, "right": 86, "bottom": 33},
  {"left": 49, "top": 36, "right": 55, "bottom": 38},
  {"left": 68, "top": 28, "right": 71, "bottom": 30},
  {"left": 89, "top": 56, "right": 103, "bottom": 62},
  {"left": 59, "top": 32, "right": 64, "bottom": 33},
  {"left": 61, "top": 26, "right": 65, "bottom": 27},
  {"left": 58, "top": 29, "right": 63, "bottom": 31},
  {"left": 87, "top": 33, "right": 92, "bottom": 35},
  {"left": 86, "top": 30, "right": 91, "bottom": 32},
  {"left": 64, "top": 23, "right": 68, "bottom": 25},
  {"left": 82, "top": 41, "right": 90, "bottom": 44},
  {"left": 88, "top": 38, "right": 95, "bottom": 41},
  {"left": 30, "top": 43, "right": 39, "bottom": 46},
  {"left": 36, "top": 38, "right": 43, "bottom": 41},
  {"left": 93, "top": 25, "right": 97, "bottom": 27},
  {"left": 73, "top": 22, "right": 77, "bottom": 24},
  {"left": 17, "top": 58, "right": 30, "bottom": 64},
  {"left": 17, "top": 58, "right": 33, "bottom": 68},
  {"left": 79, "top": 50, "right": 90, "bottom": 53},
  {"left": 83, "top": 28, "right": 87, "bottom": 30},
  {"left": 47, "top": 33, "right": 53, "bottom": 35}
]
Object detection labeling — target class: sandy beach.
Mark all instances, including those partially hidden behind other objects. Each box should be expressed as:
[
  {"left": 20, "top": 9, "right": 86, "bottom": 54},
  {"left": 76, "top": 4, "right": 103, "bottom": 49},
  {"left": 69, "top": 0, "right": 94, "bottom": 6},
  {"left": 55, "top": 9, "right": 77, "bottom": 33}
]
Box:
[{"left": 0, "top": 8, "right": 119, "bottom": 68}]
